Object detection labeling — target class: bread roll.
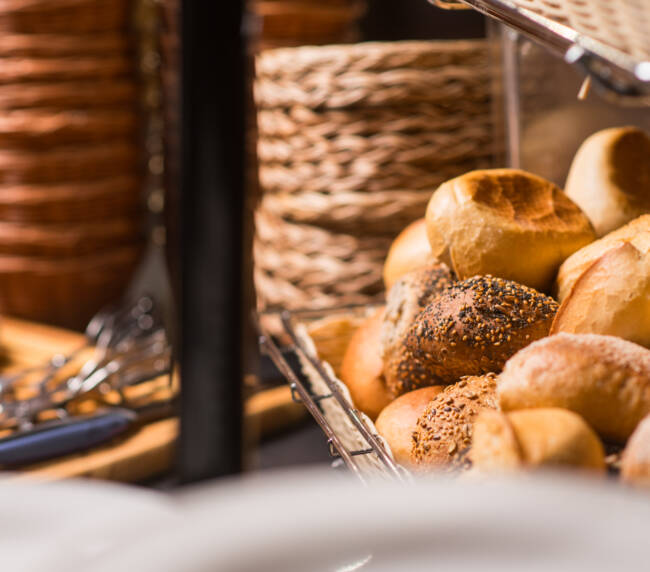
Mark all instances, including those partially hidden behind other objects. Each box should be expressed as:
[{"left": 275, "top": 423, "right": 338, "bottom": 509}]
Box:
[
  {"left": 556, "top": 214, "right": 650, "bottom": 301},
  {"left": 621, "top": 414, "right": 650, "bottom": 486},
  {"left": 471, "top": 409, "right": 605, "bottom": 473},
  {"left": 385, "top": 275, "right": 557, "bottom": 395},
  {"left": 551, "top": 242, "right": 650, "bottom": 348},
  {"left": 411, "top": 373, "right": 497, "bottom": 470},
  {"left": 498, "top": 333, "right": 650, "bottom": 442},
  {"left": 381, "top": 262, "right": 454, "bottom": 392},
  {"left": 425, "top": 169, "right": 595, "bottom": 292},
  {"left": 340, "top": 307, "right": 391, "bottom": 420},
  {"left": 375, "top": 386, "right": 443, "bottom": 468},
  {"left": 383, "top": 218, "right": 435, "bottom": 290},
  {"left": 565, "top": 126, "right": 650, "bottom": 237}
]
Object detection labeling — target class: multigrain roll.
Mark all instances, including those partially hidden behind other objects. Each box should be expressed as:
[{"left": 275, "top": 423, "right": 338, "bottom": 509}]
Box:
[
  {"left": 411, "top": 373, "right": 498, "bottom": 470},
  {"left": 621, "top": 414, "right": 650, "bottom": 487},
  {"left": 425, "top": 169, "right": 595, "bottom": 293},
  {"left": 340, "top": 307, "right": 391, "bottom": 420},
  {"left": 381, "top": 262, "right": 454, "bottom": 388},
  {"left": 383, "top": 218, "right": 435, "bottom": 290},
  {"left": 551, "top": 242, "right": 650, "bottom": 348},
  {"left": 556, "top": 214, "right": 650, "bottom": 302},
  {"left": 498, "top": 333, "right": 650, "bottom": 442},
  {"left": 375, "top": 386, "right": 444, "bottom": 468},
  {"left": 384, "top": 275, "right": 557, "bottom": 396},
  {"left": 565, "top": 126, "right": 650, "bottom": 237},
  {"left": 470, "top": 409, "right": 605, "bottom": 473}
]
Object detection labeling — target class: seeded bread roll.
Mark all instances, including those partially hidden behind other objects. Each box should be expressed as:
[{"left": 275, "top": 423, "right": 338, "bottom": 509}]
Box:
[
  {"left": 565, "top": 126, "right": 650, "bottom": 237},
  {"left": 381, "top": 263, "right": 454, "bottom": 390},
  {"left": 383, "top": 218, "right": 436, "bottom": 290},
  {"left": 621, "top": 414, "right": 650, "bottom": 486},
  {"left": 384, "top": 275, "right": 557, "bottom": 396},
  {"left": 425, "top": 169, "right": 595, "bottom": 293},
  {"left": 498, "top": 333, "right": 650, "bottom": 442},
  {"left": 556, "top": 214, "right": 650, "bottom": 302},
  {"left": 551, "top": 242, "right": 650, "bottom": 348},
  {"left": 470, "top": 409, "right": 605, "bottom": 473},
  {"left": 411, "top": 373, "right": 497, "bottom": 470},
  {"left": 340, "top": 307, "right": 392, "bottom": 421},
  {"left": 375, "top": 386, "right": 444, "bottom": 468}
]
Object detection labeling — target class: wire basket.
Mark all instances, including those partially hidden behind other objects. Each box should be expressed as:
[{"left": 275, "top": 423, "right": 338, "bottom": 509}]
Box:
[{"left": 254, "top": 40, "right": 496, "bottom": 311}]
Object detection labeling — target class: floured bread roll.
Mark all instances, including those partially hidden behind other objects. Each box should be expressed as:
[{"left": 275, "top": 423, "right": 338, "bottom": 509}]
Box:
[
  {"left": 411, "top": 373, "right": 498, "bottom": 471},
  {"left": 498, "top": 333, "right": 650, "bottom": 442},
  {"left": 565, "top": 126, "right": 650, "bottom": 237},
  {"left": 470, "top": 409, "right": 605, "bottom": 473},
  {"left": 556, "top": 214, "right": 650, "bottom": 302},
  {"left": 425, "top": 169, "right": 595, "bottom": 292},
  {"left": 552, "top": 242, "right": 650, "bottom": 348},
  {"left": 383, "top": 218, "right": 436, "bottom": 290}
]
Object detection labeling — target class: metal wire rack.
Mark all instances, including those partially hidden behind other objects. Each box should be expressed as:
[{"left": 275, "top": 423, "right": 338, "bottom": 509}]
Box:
[
  {"left": 257, "top": 308, "right": 410, "bottom": 484},
  {"left": 430, "top": 0, "right": 650, "bottom": 103}
]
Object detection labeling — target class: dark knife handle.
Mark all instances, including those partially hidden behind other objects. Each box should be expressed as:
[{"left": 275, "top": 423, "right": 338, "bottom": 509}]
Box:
[{"left": 0, "top": 409, "right": 137, "bottom": 467}]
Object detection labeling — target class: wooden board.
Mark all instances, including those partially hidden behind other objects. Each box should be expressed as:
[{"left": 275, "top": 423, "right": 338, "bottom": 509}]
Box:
[{"left": 0, "top": 317, "right": 305, "bottom": 483}]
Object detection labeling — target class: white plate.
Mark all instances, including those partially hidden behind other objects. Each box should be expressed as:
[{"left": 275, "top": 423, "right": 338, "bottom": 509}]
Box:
[
  {"left": 91, "top": 468, "right": 650, "bottom": 572},
  {"left": 0, "top": 477, "right": 174, "bottom": 572}
]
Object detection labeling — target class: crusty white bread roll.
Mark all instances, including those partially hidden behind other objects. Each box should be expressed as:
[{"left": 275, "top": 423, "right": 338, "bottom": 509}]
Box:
[
  {"left": 375, "top": 386, "right": 443, "bottom": 468},
  {"left": 425, "top": 169, "right": 595, "bottom": 293},
  {"left": 411, "top": 374, "right": 498, "bottom": 470},
  {"left": 471, "top": 409, "right": 605, "bottom": 473},
  {"left": 551, "top": 242, "right": 650, "bottom": 348},
  {"left": 565, "top": 126, "right": 650, "bottom": 237},
  {"left": 340, "top": 307, "right": 391, "bottom": 421},
  {"left": 383, "top": 218, "right": 435, "bottom": 290},
  {"left": 384, "top": 275, "right": 557, "bottom": 396},
  {"left": 621, "top": 414, "right": 650, "bottom": 487},
  {"left": 556, "top": 214, "right": 650, "bottom": 301},
  {"left": 498, "top": 333, "right": 650, "bottom": 442}
]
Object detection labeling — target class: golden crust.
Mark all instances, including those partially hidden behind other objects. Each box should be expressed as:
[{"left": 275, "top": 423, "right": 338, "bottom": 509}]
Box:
[
  {"left": 565, "top": 126, "right": 650, "bottom": 237},
  {"left": 471, "top": 408, "right": 604, "bottom": 473},
  {"left": 426, "top": 168, "right": 595, "bottom": 293},
  {"left": 383, "top": 218, "right": 435, "bottom": 290},
  {"left": 375, "top": 386, "right": 444, "bottom": 468},
  {"left": 498, "top": 333, "right": 650, "bottom": 442},
  {"left": 555, "top": 214, "right": 650, "bottom": 302},
  {"left": 340, "top": 307, "right": 392, "bottom": 421},
  {"left": 551, "top": 242, "right": 650, "bottom": 348},
  {"left": 621, "top": 414, "right": 650, "bottom": 486}
]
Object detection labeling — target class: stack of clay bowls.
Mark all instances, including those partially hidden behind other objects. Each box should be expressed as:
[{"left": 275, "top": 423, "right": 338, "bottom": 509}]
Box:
[{"left": 0, "top": 0, "right": 144, "bottom": 330}]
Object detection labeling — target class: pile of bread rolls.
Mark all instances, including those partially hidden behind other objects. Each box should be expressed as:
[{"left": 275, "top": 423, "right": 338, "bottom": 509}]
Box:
[{"left": 340, "top": 125, "right": 650, "bottom": 486}]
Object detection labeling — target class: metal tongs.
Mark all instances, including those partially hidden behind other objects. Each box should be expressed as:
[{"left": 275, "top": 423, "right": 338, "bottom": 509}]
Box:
[{"left": 0, "top": 329, "right": 171, "bottom": 431}]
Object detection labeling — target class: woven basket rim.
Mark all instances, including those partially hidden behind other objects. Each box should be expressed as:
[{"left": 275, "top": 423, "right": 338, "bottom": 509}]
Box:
[{"left": 256, "top": 39, "right": 488, "bottom": 75}]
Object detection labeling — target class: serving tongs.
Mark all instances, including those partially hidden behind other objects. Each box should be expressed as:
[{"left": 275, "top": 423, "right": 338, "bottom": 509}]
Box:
[
  {"left": 0, "top": 329, "right": 172, "bottom": 431},
  {"left": 0, "top": 294, "right": 160, "bottom": 399}
]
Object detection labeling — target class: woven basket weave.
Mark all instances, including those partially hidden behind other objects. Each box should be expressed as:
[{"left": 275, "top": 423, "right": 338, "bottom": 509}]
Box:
[
  {"left": 254, "top": 40, "right": 496, "bottom": 311},
  {"left": 511, "top": 0, "right": 650, "bottom": 61}
]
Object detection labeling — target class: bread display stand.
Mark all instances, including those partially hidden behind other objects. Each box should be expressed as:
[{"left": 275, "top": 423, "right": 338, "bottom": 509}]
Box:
[{"left": 259, "top": 306, "right": 410, "bottom": 482}]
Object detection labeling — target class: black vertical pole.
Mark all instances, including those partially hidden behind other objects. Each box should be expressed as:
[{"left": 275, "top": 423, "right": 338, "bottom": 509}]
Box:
[{"left": 178, "top": 0, "right": 245, "bottom": 481}]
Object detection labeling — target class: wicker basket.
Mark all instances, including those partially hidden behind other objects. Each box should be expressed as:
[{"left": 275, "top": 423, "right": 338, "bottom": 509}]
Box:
[
  {"left": 250, "top": 0, "right": 366, "bottom": 50},
  {"left": 254, "top": 40, "right": 496, "bottom": 311},
  {"left": 0, "top": 0, "right": 143, "bottom": 329},
  {"left": 0, "top": 245, "right": 142, "bottom": 330}
]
